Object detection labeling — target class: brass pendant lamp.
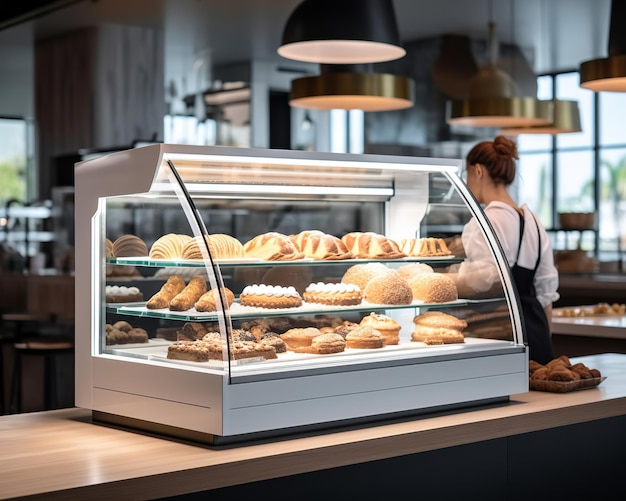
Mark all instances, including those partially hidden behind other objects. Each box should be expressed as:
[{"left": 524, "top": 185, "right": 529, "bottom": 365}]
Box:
[
  {"left": 278, "top": 0, "right": 413, "bottom": 112},
  {"left": 278, "top": 0, "right": 405, "bottom": 64},
  {"left": 447, "top": 19, "right": 552, "bottom": 128},
  {"left": 580, "top": 0, "right": 626, "bottom": 92},
  {"left": 289, "top": 64, "right": 414, "bottom": 112},
  {"left": 500, "top": 99, "right": 582, "bottom": 135}
]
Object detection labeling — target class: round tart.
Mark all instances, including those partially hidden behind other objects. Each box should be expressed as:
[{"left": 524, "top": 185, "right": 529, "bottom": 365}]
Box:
[
  {"left": 239, "top": 284, "right": 303, "bottom": 309},
  {"left": 303, "top": 282, "right": 362, "bottom": 306},
  {"left": 345, "top": 325, "right": 385, "bottom": 349}
]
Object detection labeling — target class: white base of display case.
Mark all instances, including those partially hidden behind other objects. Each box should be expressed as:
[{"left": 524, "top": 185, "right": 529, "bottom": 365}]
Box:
[{"left": 88, "top": 348, "right": 528, "bottom": 444}]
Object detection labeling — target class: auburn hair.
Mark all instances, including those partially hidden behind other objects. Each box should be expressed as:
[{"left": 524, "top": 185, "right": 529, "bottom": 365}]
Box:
[{"left": 466, "top": 135, "right": 519, "bottom": 186}]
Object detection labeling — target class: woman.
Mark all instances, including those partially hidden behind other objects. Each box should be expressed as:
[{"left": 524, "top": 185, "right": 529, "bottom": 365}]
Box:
[{"left": 453, "top": 135, "right": 559, "bottom": 364}]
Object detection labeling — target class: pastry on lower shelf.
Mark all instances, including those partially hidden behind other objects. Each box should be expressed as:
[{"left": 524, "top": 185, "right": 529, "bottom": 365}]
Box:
[
  {"left": 194, "top": 287, "right": 235, "bottom": 312},
  {"left": 112, "top": 234, "right": 149, "bottom": 257},
  {"left": 303, "top": 282, "right": 362, "bottom": 306},
  {"left": 334, "top": 320, "right": 359, "bottom": 339},
  {"left": 146, "top": 275, "right": 186, "bottom": 309},
  {"left": 363, "top": 270, "right": 413, "bottom": 305},
  {"left": 169, "top": 276, "right": 207, "bottom": 311},
  {"left": 239, "top": 284, "right": 303, "bottom": 309},
  {"left": 408, "top": 273, "right": 458, "bottom": 303},
  {"left": 167, "top": 340, "right": 213, "bottom": 362},
  {"left": 345, "top": 325, "right": 385, "bottom": 349},
  {"left": 359, "top": 312, "right": 401, "bottom": 345},
  {"left": 411, "top": 311, "right": 466, "bottom": 345},
  {"left": 126, "top": 327, "right": 149, "bottom": 343},
  {"left": 105, "top": 285, "right": 143, "bottom": 303},
  {"left": 243, "top": 232, "right": 304, "bottom": 261},
  {"left": 280, "top": 327, "right": 323, "bottom": 351},
  {"left": 149, "top": 233, "right": 192, "bottom": 260},
  {"left": 105, "top": 328, "right": 128, "bottom": 345},
  {"left": 294, "top": 333, "right": 346, "bottom": 354},
  {"left": 112, "top": 320, "right": 133, "bottom": 332},
  {"left": 259, "top": 332, "right": 287, "bottom": 353},
  {"left": 290, "top": 230, "right": 353, "bottom": 260},
  {"left": 177, "top": 322, "right": 208, "bottom": 341}
]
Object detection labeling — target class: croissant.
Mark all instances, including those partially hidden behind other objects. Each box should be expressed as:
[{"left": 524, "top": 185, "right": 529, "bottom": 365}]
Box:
[
  {"left": 146, "top": 275, "right": 186, "bottom": 309},
  {"left": 112, "top": 234, "right": 149, "bottom": 257},
  {"left": 243, "top": 232, "right": 304, "bottom": 261},
  {"left": 194, "top": 287, "right": 235, "bottom": 312},
  {"left": 341, "top": 232, "right": 405, "bottom": 259},
  {"left": 169, "top": 276, "right": 207, "bottom": 311},
  {"left": 290, "top": 230, "right": 353, "bottom": 260},
  {"left": 149, "top": 234, "right": 192, "bottom": 259},
  {"left": 182, "top": 234, "right": 244, "bottom": 260}
]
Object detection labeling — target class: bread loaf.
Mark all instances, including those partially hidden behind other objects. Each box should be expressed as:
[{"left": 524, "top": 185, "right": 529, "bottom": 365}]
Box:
[
  {"left": 290, "top": 230, "right": 353, "bottom": 260},
  {"left": 182, "top": 234, "right": 244, "bottom": 260},
  {"left": 341, "top": 232, "right": 405, "bottom": 259},
  {"left": 149, "top": 234, "right": 192, "bottom": 259},
  {"left": 243, "top": 232, "right": 304, "bottom": 261}
]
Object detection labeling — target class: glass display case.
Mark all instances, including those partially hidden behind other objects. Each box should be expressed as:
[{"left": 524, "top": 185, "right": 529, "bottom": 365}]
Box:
[{"left": 74, "top": 144, "right": 528, "bottom": 444}]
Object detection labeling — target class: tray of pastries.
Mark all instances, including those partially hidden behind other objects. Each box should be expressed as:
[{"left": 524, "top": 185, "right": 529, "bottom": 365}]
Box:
[
  {"left": 529, "top": 355, "right": 605, "bottom": 393},
  {"left": 553, "top": 302, "right": 626, "bottom": 317}
]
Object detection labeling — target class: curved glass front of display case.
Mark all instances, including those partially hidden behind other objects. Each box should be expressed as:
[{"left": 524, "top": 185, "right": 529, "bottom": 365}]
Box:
[{"left": 96, "top": 145, "right": 524, "bottom": 384}]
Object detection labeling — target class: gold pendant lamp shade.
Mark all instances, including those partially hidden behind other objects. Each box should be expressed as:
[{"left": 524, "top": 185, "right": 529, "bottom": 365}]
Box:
[
  {"left": 500, "top": 99, "right": 582, "bottom": 135},
  {"left": 580, "top": 0, "right": 626, "bottom": 91},
  {"left": 289, "top": 66, "right": 414, "bottom": 112},
  {"left": 277, "top": 0, "right": 405, "bottom": 64},
  {"left": 447, "top": 22, "right": 551, "bottom": 127}
]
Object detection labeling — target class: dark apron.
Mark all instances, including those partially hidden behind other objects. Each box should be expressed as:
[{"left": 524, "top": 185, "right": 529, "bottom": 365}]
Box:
[{"left": 511, "top": 212, "right": 555, "bottom": 365}]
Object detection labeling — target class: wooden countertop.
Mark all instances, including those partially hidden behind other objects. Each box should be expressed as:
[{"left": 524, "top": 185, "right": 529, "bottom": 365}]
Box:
[
  {"left": 1, "top": 353, "right": 625, "bottom": 500},
  {"left": 552, "top": 314, "right": 626, "bottom": 338}
]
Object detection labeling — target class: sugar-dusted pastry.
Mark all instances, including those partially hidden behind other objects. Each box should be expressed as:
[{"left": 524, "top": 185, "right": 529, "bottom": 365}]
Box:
[
  {"left": 169, "top": 276, "right": 207, "bottom": 311},
  {"left": 411, "top": 311, "right": 466, "bottom": 345},
  {"left": 363, "top": 270, "right": 413, "bottom": 305},
  {"left": 290, "top": 230, "right": 353, "bottom": 260},
  {"left": 149, "top": 233, "right": 192, "bottom": 259},
  {"left": 408, "top": 273, "right": 458, "bottom": 303},
  {"left": 194, "top": 287, "right": 235, "bottom": 312},
  {"left": 359, "top": 312, "right": 401, "bottom": 345},
  {"left": 239, "top": 284, "right": 303, "bottom": 309},
  {"left": 400, "top": 237, "right": 451, "bottom": 257},
  {"left": 345, "top": 325, "right": 385, "bottom": 349},
  {"left": 341, "top": 262, "right": 391, "bottom": 291},
  {"left": 280, "top": 327, "right": 324, "bottom": 351},
  {"left": 341, "top": 232, "right": 405, "bottom": 259},
  {"left": 396, "top": 263, "right": 434, "bottom": 280},
  {"left": 243, "top": 232, "right": 304, "bottom": 261},
  {"left": 303, "top": 282, "right": 362, "bottom": 306},
  {"left": 294, "top": 333, "right": 346, "bottom": 354},
  {"left": 112, "top": 234, "right": 149, "bottom": 257},
  {"left": 105, "top": 285, "right": 143, "bottom": 303},
  {"left": 146, "top": 275, "right": 186, "bottom": 309},
  {"left": 181, "top": 234, "right": 244, "bottom": 260}
]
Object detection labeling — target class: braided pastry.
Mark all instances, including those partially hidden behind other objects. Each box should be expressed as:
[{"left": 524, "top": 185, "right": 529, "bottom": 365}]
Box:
[
  {"left": 169, "top": 276, "right": 207, "bottom": 311},
  {"left": 243, "top": 232, "right": 304, "bottom": 261},
  {"left": 182, "top": 234, "right": 244, "bottom": 260},
  {"left": 341, "top": 232, "right": 405, "bottom": 259},
  {"left": 290, "top": 230, "right": 353, "bottom": 260},
  {"left": 149, "top": 234, "right": 192, "bottom": 259}
]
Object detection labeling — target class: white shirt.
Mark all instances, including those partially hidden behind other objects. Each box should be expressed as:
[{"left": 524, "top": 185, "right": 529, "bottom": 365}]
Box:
[{"left": 459, "top": 201, "right": 560, "bottom": 307}]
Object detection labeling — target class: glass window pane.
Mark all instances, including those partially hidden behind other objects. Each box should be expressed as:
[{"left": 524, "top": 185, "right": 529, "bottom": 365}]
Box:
[
  {"left": 0, "top": 118, "right": 27, "bottom": 203},
  {"left": 517, "top": 75, "right": 554, "bottom": 153},
  {"left": 556, "top": 150, "right": 595, "bottom": 213},
  {"left": 556, "top": 72, "right": 594, "bottom": 149},
  {"left": 599, "top": 93, "right": 626, "bottom": 146},
  {"left": 517, "top": 152, "right": 553, "bottom": 228},
  {"left": 598, "top": 148, "right": 626, "bottom": 257}
]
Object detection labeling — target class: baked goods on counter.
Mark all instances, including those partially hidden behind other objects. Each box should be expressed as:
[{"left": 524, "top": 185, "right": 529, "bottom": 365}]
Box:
[
  {"left": 359, "top": 312, "right": 401, "bottom": 345},
  {"left": 345, "top": 325, "right": 385, "bottom": 349},
  {"left": 146, "top": 275, "right": 186, "bottom": 309},
  {"left": 243, "top": 232, "right": 304, "bottom": 261},
  {"left": 407, "top": 273, "right": 458, "bottom": 303},
  {"left": 194, "top": 287, "right": 235, "bottom": 312},
  {"left": 280, "top": 327, "right": 324, "bottom": 351},
  {"left": 105, "top": 285, "right": 143, "bottom": 303},
  {"left": 290, "top": 230, "right": 353, "bottom": 260},
  {"left": 529, "top": 355, "right": 604, "bottom": 392},
  {"left": 111, "top": 234, "right": 149, "bottom": 257},
  {"left": 105, "top": 320, "right": 149, "bottom": 345},
  {"left": 303, "top": 282, "right": 362, "bottom": 306},
  {"left": 167, "top": 338, "right": 278, "bottom": 362},
  {"left": 341, "top": 231, "right": 405, "bottom": 259},
  {"left": 341, "top": 262, "right": 391, "bottom": 291},
  {"left": 411, "top": 311, "right": 466, "bottom": 345},
  {"left": 363, "top": 270, "right": 413, "bottom": 305},
  {"left": 181, "top": 234, "right": 244, "bottom": 260},
  {"left": 553, "top": 302, "right": 626, "bottom": 317},
  {"left": 149, "top": 233, "right": 192, "bottom": 259},
  {"left": 400, "top": 237, "right": 451, "bottom": 257},
  {"left": 168, "top": 276, "right": 207, "bottom": 311},
  {"left": 240, "top": 284, "right": 303, "bottom": 309}
]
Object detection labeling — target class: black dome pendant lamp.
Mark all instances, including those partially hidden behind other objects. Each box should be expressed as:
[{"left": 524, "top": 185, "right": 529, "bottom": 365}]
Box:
[{"left": 277, "top": 0, "right": 406, "bottom": 64}]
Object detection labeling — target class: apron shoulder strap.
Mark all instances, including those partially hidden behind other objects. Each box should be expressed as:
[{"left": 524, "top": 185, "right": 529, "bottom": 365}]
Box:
[{"left": 515, "top": 211, "right": 525, "bottom": 264}]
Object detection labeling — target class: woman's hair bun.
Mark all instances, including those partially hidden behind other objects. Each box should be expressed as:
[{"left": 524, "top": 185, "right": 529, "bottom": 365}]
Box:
[{"left": 493, "top": 135, "right": 518, "bottom": 159}]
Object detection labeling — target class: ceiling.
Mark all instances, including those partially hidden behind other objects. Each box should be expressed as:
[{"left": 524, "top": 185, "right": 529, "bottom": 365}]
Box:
[{"left": 0, "top": 0, "right": 612, "bottom": 78}]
